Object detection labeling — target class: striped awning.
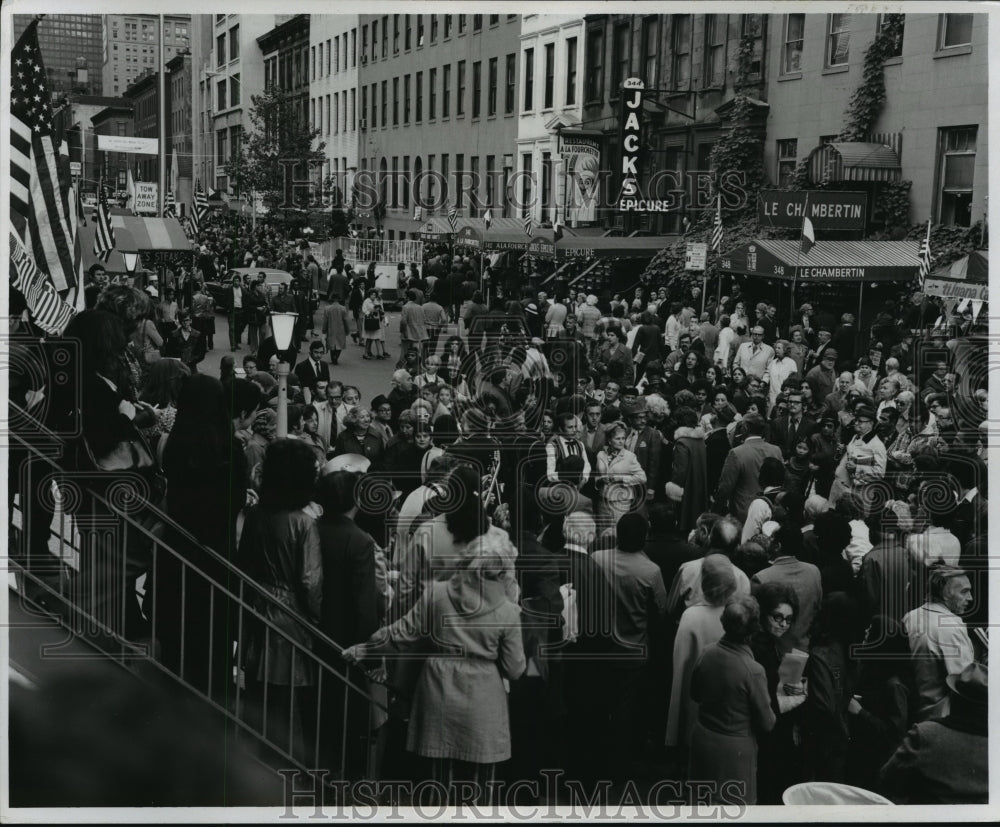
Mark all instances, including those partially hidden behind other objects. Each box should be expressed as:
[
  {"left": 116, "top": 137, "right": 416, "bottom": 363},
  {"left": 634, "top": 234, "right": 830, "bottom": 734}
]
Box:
[
  {"left": 808, "top": 141, "right": 901, "bottom": 183},
  {"left": 78, "top": 215, "right": 193, "bottom": 273},
  {"left": 719, "top": 239, "right": 921, "bottom": 283},
  {"left": 924, "top": 250, "right": 988, "bottom": 302}
]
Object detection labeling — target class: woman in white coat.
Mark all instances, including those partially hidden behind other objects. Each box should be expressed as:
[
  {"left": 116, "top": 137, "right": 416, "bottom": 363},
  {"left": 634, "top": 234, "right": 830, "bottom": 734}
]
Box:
[
  {"left": 595, "top": 422, "right": 647, "bottom": 531},
  {"left": 767, "top": 340, "right": 800, "bottom": 410}
]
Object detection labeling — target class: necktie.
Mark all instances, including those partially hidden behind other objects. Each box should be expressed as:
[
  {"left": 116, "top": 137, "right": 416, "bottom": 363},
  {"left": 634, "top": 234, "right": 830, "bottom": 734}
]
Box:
[{"left": 627, "top": 430, "right": 639, "bottom": 453}]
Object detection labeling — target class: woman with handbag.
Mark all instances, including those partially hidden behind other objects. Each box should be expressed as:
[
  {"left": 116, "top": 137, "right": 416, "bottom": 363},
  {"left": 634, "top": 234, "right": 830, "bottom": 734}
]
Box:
[{"left": 361, "top": 288, "right": 388, "bottom": 360}]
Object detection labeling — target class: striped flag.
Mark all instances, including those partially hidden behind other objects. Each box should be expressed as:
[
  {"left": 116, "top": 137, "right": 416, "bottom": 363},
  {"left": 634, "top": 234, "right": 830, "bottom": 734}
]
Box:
[
  {"left": 483, "top": 208, "right": 493, "bottom": 231},
  {"left": 448, "top": 205, "right": 458, "bottom": 233},
  {"left": 163, "top": 187, "right": 176, "bottom": 217},
  {"left": 9, "top": 230, "right": 76, "bottom": 335},
  {"left": 524, "top": 215, "right": 532, "bottom": 236},
  {"left": 9, "top": 19, "right": 78, "bottom": 294},
  {"left": 93, "top": 179, "right": 115, "bottom": 262},
  {"left": 711, "top": 195, "right": 723, "bottom": 251},
  {"left": 191, "top": 180, "right": 208, "bottom": 235},
  {"left": 917, "top": 218, "right": 932, "bottom": 288}
]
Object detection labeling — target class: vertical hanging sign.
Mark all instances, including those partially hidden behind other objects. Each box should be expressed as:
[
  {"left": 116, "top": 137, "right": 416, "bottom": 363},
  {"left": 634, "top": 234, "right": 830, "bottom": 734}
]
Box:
[{"left": 617, "top": 77, "right": 645, "bottom": 211}]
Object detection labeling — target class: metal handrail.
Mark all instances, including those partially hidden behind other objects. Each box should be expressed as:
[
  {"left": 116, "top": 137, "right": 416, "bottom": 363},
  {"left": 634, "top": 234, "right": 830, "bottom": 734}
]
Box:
[
  {"left": 567, "top": 259, "right": 603, "bottom": 289},
  {"left": 9, "top": 401, "right": 387, "bottom": 778}
]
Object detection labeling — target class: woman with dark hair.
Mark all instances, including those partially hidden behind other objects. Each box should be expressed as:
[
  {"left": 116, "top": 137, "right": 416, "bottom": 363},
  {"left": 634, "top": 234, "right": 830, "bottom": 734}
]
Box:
[
  {"left": 595, "top": 325, "right": 634, "bottom": 386},
  {"left": 138, "top": 358, "right": 191, "bottom": 458},
  {"left": 688, "top": 596, "right": 776, "bottom": 804},
  {"left": 157, "top": 375, "right": 261, "bottom": 700},
  {"left": 667, "top": 406, "right": 708, "bottom": 534},
  {"left": 347, "top": 279, "right": 366, "bottom": 345},
  {"left": 681, "top": 349, "right": 706, "bottom": 389},
  {"left": 812, "top": 511, "right": 856, "bottom": 595},
  {"left": 751, "top": 581, "right": 805, "bottom": 803},
  {"left": 60, "top": 310, "right": 161, "bottom": 639},
  {"left": 846, "top": 615, "right": 915, "bottom": 793},
  {"left": 799, "top": 379, "right": 826, "bottom": 421},
  {"left": 666, "top": 554, "right": 738, "bottom": 751},
  {"left": 238, "top": 438, "right": 323, "bottom": 762},
  {"left": 801, "top": 591, "right": 865, "bottom": 782},
  {"left": 96, "top": 285, "right": 156, "bottom": 391}
]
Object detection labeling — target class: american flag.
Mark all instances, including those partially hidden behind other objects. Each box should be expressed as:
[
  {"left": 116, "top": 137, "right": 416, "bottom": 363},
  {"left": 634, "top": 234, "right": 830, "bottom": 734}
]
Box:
[
  {"left": 9, "top": 230, "right": 76, "bottom": 335},
  {"left": 163, "top": 187, "right": 176, "bottom": 217},
  {"left": 10, "top": 19, "right": 78, "bottom": 294},
  {"left": 524, "top": 215, "right": 533, "bottom": 236},
  {"left": 191, "top": 180, "right": 208, "bottom": 235},
  {"left": 917, "top": 218, "right": 933, "bottom": 288},
  {"left": 93, "top": 179, "right": 115, "bottom": 262},
  {"left": 448, "top": 205, "right": 458, "bottom": 233},
  {"left": 711, "top": 195, "right": 723, "bottom": 251}
]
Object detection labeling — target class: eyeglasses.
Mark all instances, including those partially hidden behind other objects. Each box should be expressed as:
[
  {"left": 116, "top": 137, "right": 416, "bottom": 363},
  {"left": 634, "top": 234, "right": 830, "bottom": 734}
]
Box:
[{"left": 769, "top": 613, "right": 794, "bottom": 625}]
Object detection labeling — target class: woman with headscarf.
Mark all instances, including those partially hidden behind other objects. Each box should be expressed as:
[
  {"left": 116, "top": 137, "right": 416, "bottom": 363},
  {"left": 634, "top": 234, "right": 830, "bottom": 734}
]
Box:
[
  {"left": 158, "top": 376, "right": 262, "bottom": 700},
  {"left": 666, "top": 554, "right": 738, "bottom": 752},
  {"left": 343, "top": 489, "right": 524, "bottom": 798}
]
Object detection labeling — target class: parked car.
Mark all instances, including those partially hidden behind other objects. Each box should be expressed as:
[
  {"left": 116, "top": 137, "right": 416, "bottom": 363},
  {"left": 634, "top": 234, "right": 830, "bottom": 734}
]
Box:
[{"left": 204, "top": 267, "right": 293, "bottom": 308}]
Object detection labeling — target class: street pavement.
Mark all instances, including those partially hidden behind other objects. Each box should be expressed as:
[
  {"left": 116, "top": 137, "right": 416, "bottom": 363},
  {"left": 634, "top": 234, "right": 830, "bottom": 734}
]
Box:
[{"left": 198, "top": 302, "right": 406, "bottom": 403}]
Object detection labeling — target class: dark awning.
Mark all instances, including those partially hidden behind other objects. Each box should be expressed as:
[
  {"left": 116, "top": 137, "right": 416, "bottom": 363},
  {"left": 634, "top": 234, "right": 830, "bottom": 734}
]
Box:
[
  {"left": 556, "top": 235, "right": 670, "bottom": 259},
  {"left": 924, "top": 250, "right": 988, "bottom": 301},
  {"left": 719, "top": 239, "right": 920, "bottom": 283},
  {"left": 808, "top": 141, "right": 901, "bottom": 184}
]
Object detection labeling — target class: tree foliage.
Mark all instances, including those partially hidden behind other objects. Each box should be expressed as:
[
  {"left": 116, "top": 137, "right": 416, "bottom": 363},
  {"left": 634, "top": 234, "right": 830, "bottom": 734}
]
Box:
[{"left": 229, "top": 86, "right": 326, "bottom": 210}]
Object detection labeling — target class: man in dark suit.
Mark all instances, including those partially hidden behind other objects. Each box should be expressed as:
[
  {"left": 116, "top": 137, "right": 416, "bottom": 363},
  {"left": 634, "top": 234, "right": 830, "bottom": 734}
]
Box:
[
  {"left": 829, "top": 312, "right": 858, "bottom": 370},
  {"left": 713, "top": 413, "right": 783, "bottom": 522},
  {"left": 325, "top": 266, "right": 349, "bottom": 303},
  {"left": 622, "top": 399, "right": 663, "bottom": 503},
  {"left": 294, "top": 340, "right": 332, "bottom": 405},
  {"left": 221, "top": 274, "right": 249, "bottom": 351},
  {"left": 767, "top": 389, "right": 817, "bottom": 459}
]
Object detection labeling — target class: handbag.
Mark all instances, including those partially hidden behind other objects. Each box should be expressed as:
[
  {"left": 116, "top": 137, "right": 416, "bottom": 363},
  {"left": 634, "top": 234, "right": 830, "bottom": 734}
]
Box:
[{"left": 364, "top": 313, "right": 381, "bottom": 332}]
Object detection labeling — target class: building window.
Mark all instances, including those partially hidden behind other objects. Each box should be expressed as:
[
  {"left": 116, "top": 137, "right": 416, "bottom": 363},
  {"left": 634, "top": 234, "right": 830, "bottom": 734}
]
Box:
[
  {"left": 333, "top": 94, "right": 339, "bottom": 134},
  {"left": 938, "top": 126, "right": 977, "bottom": 226},
  {"left": 403, "top": 74, "right": 410, "bottom": 123},
  {"left": 327, "top": 39, "right": 331, "bottom": 74},
  {"left": 217, "top": 79, "right": 226, "bottom": 110},
  {"left": 586, "top": 28, "right": 604, "bottom": 101},
  {"left": 776, "top": 139, "right": 798, "bottom": 188},
  {"left": 368, "top": 84, "right": 375, "bottom": 127},
  {"left": 402, "top": 156, "right": 410, "bottom": 207},
  {"left": 216, "top": 128, "right": 227, "bottom": 164},
  {"left": 371, "top": 20, "right": 377, "bottom": 61},
  {"left": 391, "top": 156, "right": 398, "bottom": 207},
  {"left": 216, "top": 33, "right": 225, "bottom": 66},
  {"left": 457, "top": 60, "right": 466, "bottom": 116},
  {"left": 473, "top": 15, "right": 482, "bottom": 32},
  {"left": 444, "top": 15, "right": 452, "bottom": 39},
  {"left": 455, "top": 154, "right": 464, "bottom": 207},
  {"left": 229, "top": 25, "right": 239, "bottom": 61},
  {"left": 393, "top": 77, "right": 399, "bottom": 125},
  {"left": 939, "top": 13, "right": 973, "bottom": 49},
  {"left": 351, "top": 87, "right": 356, "bottom": 130},
  {"left": 485, "top": 155, "right": 495, "bottom": 205},
  {"left": 382, "top": 16, "right": 389, "bottom": 59},
  {"left": 327, "top": 93, "right": 332, "bottom": 134},
  {"left": 427, "top": 154, "right": 436, "bottom": 201},
  {"left": 458, "top": 15, "right": 466, "bottom": 35},
  {"left": 469, "top": 156, "right": 479, "bottom": 216},
  {"left": 415, "top": 71, "right": 423, "bottom": 121},
  {"left": 393, "top": 14, "right": 400, "bottom": 53},
  {"left": 543, "top": 43, "right": 555, "bottom": 109},
  {"left": 612, "top": 23, "right": 630, "bottom": 94},
  {"left": 523, "top": 48, "right": 534, "bottom": 111},
  {"left": 352, "top": 28, "right": 357, "bottom": 67},
  {"left": 405, "top": 15, "right": 411, "bottom": 50},
  {"left": 671, "top": 16, "right": 691, "bottom": 90},
  {"left": 783, "top": 14, "right": 805, "bottom": 74},
  {"left": 488, "top": 57, "right": 498, "bottom": 116},
  {"left": 440, "top": 154, "right": 449, "bottom": 203},
  {"left": 826, "top": 14, "right": 851, "bottom": 66},
  {"left": 740, "top": 14, "right": 764, "bottom": 80},
  {"left": 431, "top": 16, "right": 438, "bottom": 43},
  {"left": 472, "top": 61, "right": 482, "bottom": 117},
  {"left": 640, "top": 19, "right": 657, "bottom": 88},
  {"left": 505, "top": 53, "right": 516, "bottom": 114},
  {"left": 874, "top": 14, "right": 904, "bottom": 59},
  {"left": 521, "top": 152, "right": 532, "bottom": 218},
  {"left": 230, "top": 74, "right": 240, "bottom": 106},
  {"left": 362, "top": 25, "right": 368, "bottom": 61},
  {"left": 704, "top": 15, "right": 726, "bottom": 86},
  {"left": 429, "top": 68, "right": 437, "bottom": 119},
  {"left": 565, "top": 37, "right": 578, "bottom": 106},
  {"left": 417, "top": 15, "right": 424, "bottom": 47},
  {"left": 443, "top": 64, "right": 451, "bottom": 118},
  {"left": 381, "top": 79, "right": 387, "bottom": 126}
]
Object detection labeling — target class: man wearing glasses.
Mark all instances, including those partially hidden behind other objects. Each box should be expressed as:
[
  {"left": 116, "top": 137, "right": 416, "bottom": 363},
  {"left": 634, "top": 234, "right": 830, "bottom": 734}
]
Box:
[{"left": 733, "top": 326, "right": 775, "bottom": 381}]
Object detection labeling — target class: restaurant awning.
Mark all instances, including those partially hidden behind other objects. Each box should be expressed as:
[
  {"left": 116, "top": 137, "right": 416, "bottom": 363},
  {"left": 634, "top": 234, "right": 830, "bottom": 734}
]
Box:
[
  {"left": 719, "top": 239, "right": 920, "bottom": 283},
  {"left": 78, "top": 215, "right": 193, "bottom": 273},
  {"left": 808, "top": 141, "right": 902, "bottom": 184},
  {"left": 556, "top": 235, "right": 671, "bottom": 259},
  {"left": 924, "top": 250, "right": 988, "bottom": 302}
]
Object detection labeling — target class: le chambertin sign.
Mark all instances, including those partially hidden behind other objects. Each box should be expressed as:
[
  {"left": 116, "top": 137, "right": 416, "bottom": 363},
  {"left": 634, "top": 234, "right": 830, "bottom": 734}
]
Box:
[{"left": 758, "top": 190, "right": 868, "bottom": 231}]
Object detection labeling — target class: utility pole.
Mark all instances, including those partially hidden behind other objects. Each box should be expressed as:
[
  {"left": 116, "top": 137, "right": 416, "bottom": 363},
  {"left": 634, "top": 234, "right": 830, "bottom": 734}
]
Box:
[{"left": 158, "top": 14, "right": 167, "bottom": 216}]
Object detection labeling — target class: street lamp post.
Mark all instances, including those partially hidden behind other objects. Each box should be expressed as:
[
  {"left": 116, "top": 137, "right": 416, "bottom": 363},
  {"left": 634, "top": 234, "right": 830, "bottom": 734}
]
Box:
[{"left": 270, "top": 310, "right": 298, "bottom": 437}]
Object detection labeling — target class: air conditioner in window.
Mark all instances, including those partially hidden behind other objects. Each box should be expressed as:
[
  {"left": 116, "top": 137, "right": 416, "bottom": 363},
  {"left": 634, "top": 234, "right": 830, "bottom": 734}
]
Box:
[{"left": 360, "top": 118, "right": 367, "bottom": 130}]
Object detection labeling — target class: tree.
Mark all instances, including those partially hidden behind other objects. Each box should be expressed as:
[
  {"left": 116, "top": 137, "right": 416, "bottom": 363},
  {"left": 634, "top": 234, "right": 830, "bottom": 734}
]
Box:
[{"left": 230, "top": 86, "right": 326, "bottom": 212}]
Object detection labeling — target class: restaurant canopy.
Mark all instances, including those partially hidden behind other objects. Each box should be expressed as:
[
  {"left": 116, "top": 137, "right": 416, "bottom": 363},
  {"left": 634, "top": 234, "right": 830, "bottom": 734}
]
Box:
[
  {"left": 923, "top": 250, "right": 988, "bottom": 302},
  {"left": 78, "top": 215, "right": 193, "bottom": 273},
  {"left": 807, "top": 140, "right": 902, "bottom": 184},
  {"left": 718, "top": 239, "right": 920, "bottom": 283}
]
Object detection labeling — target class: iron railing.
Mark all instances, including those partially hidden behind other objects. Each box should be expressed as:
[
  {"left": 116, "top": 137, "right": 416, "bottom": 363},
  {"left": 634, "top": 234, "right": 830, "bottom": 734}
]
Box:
[{"left": 8, "top": 401, "right": 387, "bottom": 781}]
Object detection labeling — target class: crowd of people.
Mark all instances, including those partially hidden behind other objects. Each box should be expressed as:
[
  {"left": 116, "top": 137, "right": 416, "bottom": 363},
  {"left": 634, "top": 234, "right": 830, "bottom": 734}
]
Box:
[{"left": 10, "top": 226, "right": 989, "bottom": 807}]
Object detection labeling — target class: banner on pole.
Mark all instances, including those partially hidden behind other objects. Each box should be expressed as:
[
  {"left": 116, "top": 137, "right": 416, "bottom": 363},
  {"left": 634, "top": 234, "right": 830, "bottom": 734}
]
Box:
[{"left": 97, "top": 135, "right": 160, "bottom": 154}]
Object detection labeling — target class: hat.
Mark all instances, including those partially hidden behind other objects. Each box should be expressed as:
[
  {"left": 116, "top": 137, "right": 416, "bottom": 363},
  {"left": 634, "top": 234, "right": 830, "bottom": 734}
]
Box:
[
  {"left": 799, "top": 303, "right": 813, "bottom": 313},
  {"left": 822, "top": 348, "right": 839, "bottom": 360},
  {"left": 946, "top": 662, "right": 988, "bottom": 707},
  {"left": 530, "top": 337, "right": 545, "bottom": 347},
  {"left": 854, "top": 405, "right": 876, "bottom": 421},
  {"left": 525, "top": 304, "right": 538, "bottom": 315},
  {"left": 621, "top": 398, "right": 648, "bottom": 417},
  {"left": 371, "top": 394, "right": 389, "bottom": 409}
]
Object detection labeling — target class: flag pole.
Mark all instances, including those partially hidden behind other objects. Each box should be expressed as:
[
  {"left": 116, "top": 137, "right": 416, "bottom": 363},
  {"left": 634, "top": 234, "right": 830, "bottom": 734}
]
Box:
[{"left": 790, "top": 191, "right": 810, "bottom": 324}]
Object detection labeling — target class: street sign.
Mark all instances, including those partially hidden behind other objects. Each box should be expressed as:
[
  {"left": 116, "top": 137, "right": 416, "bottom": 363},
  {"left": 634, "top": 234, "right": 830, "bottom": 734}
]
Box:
[
  {"left": 133, "top": 182, "right": 159, "bottom": 214},
  {"left": 70, "top": 161, "right": 81, "bottom": 176},
  {"left": 685, "top": 242, "right": 707, "bottom": 271}
]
